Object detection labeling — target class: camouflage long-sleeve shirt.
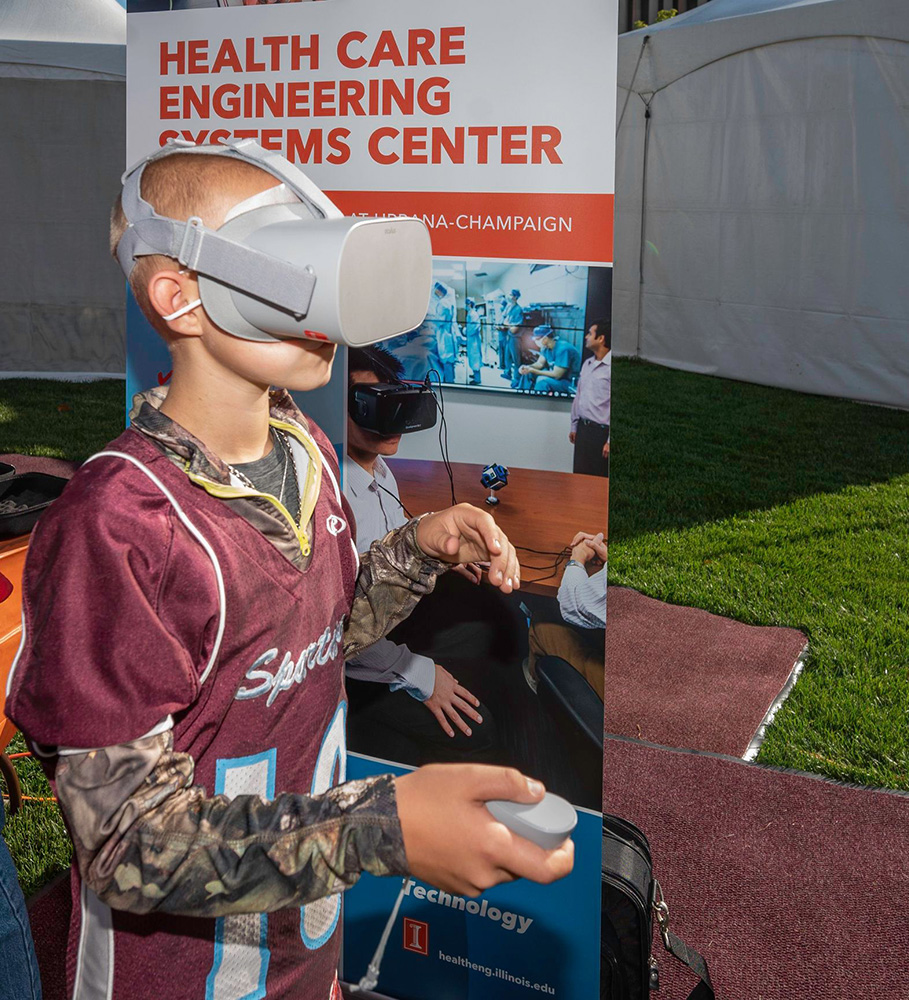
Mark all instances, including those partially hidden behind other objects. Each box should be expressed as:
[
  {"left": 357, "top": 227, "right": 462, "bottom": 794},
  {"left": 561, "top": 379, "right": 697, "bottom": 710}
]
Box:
[{"left": 8, "top": 387, "right": 449, "bottom": 924}]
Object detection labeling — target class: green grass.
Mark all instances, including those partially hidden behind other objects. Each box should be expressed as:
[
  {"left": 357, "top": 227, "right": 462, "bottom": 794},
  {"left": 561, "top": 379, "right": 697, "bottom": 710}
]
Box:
[
  {"left": 2, "top": 367, "right": 908, "bottom": 896},
  {"left": 608, "top": 359, "right": 909, "bottom": 789},
  {"left": 0, "top": 378, "right": 125, "bottom": 460},
  {"left": 3, "top": 734, "right": 72, "bottom": 898}
]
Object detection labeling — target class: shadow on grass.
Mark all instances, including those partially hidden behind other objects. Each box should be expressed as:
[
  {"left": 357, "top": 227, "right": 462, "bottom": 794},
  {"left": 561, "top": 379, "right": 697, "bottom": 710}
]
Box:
[
  {"left": 609, "top": 359, "right": 909, "bottom": 541},
  {"left": 0, "top": 379, "right": 126, "bottom": 463}
]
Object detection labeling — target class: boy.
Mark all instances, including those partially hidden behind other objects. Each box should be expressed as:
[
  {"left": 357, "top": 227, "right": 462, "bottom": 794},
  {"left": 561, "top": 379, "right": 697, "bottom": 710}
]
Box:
[{"left": 6, "top": 144, "right": 572, "bottom": 1000}]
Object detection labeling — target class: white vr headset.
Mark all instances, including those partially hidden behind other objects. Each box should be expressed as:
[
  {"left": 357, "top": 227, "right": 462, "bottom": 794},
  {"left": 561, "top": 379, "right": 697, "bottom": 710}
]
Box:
[{"left": 117, "top": 137, "right": 433, "bottom": 347}]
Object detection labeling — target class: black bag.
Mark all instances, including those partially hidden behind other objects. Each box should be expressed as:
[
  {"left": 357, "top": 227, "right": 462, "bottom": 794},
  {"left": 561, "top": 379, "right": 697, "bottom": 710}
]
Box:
[
  {"left": 602, "top": 814, "right": 715, "bottom": 1000},
  {"left": 0, "top": 473, "right": 67, "bottom": 540}
]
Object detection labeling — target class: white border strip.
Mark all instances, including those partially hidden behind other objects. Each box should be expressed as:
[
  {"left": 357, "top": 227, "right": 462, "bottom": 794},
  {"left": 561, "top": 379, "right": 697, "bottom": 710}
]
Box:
[
  {"left": 72, "top": 883, "right": 115, "bottom": 1000},
  {"left": 5, "top": 609, "right": 26, "bottom": 701},
  {"left": 742, "top": 643, "right": 809, "bottom": 762},
  {"left": 320, "top": 453, "right": 360, "bottom": 574}
]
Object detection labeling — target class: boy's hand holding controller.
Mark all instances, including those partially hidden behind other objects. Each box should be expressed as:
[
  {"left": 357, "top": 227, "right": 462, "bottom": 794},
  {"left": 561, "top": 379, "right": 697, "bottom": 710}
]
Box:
[
  {"left": 416, "top": 503, "right": 520, "bottom": 593},
  {"left": 394, "top": 765, "right": 574, "bottom": 895}
]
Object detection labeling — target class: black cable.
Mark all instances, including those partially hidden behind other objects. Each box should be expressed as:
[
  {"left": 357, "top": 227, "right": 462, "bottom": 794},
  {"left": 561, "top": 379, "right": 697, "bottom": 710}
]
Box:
[
  {"left": 373, "top": 478, "right": 414, "bottom": 520},
  {"left": 516, "top": 544, "right": 571, "bottom": 558},
  {"left": 426, "top": 369, "right": 457, "bottom": 507},
  {"left": 523, "top": 549, "right": 573, "bottom": 585}
]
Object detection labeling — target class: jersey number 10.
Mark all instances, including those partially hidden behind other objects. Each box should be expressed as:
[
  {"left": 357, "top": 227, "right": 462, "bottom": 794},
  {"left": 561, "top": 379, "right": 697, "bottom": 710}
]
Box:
[{"left": 205, "top": 703, "right": 347, "bottom": 1000}]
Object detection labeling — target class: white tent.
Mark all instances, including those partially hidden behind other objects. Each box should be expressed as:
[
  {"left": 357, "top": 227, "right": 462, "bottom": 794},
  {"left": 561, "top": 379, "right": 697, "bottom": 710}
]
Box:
[
  {"left": 0, "top": 0, "right": 126, "bottom": 378},
  {"left": 613, "top": 0, "right": 909, "bottom": 407}
]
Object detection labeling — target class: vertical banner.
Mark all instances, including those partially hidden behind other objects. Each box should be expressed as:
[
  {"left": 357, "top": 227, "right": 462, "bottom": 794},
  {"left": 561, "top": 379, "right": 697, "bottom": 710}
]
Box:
[{"left": 127, "top": 1, "right": 615, "bottom": 997}]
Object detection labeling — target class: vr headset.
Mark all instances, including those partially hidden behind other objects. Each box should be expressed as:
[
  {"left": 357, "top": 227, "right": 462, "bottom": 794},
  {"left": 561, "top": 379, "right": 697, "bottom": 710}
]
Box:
[
  {"left": 116, "top": 137, "right": 433, "bottom": 347},
  {"left": 348, "top": 381, "right": 438, "bottom": 435}
]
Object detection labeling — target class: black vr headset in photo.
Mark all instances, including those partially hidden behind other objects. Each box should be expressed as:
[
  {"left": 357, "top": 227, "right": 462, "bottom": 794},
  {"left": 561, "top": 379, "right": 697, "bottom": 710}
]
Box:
[{"left": 348, "top": 381, "right": 438, "bottom": 435}]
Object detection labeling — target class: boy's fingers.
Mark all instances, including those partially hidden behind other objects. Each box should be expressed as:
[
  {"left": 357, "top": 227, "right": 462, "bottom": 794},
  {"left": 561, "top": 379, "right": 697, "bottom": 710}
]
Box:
[
  {"left": 507, "top": 544, "right": 520, "bottom": 590},
  {"left": 467, "top": 508, "right": 503, "bottom": 562},
  {"left": 489, "top": 541, "right": 518, "bottom": 592},
  {"left": 498, "top": 836, "right": 575, "bottom": 885},
  {"left": 472, "top": 766, "right": 545, "bottom": 804}
]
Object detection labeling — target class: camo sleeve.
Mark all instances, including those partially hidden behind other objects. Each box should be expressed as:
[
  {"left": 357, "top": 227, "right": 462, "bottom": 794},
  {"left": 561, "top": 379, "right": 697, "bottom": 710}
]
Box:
[
  {"left": 344, "top": 516, "right": 448, "bottom": 658},
  {"left": 53, "top": 729, "right": 408, "bottom": 917}
]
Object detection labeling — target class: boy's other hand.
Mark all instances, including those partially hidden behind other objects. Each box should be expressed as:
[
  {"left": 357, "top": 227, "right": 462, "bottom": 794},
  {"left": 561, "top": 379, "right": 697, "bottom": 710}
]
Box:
[
  {"left": 424, "top": 665, "right": 482, "bottom": 738},
  {"left": 417, "top": 504, "right": 520, "bottom": 593},
  {"left": 394, "top": 765, "right": 575, "bottom": 897}
]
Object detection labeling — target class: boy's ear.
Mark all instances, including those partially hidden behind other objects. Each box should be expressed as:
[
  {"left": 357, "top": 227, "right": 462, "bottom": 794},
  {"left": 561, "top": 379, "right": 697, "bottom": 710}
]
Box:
[{"left": 147, "top": 269, "right": 204, "bottom": 335}]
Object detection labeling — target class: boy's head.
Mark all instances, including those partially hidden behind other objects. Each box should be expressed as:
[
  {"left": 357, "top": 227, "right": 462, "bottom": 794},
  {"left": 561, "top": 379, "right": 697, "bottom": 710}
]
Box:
[
  {"left": 347, "top": 346, "right": 406, "bottom": 459},
  {"left": 111, "top": 150, "right": 336, "bottom": 391},
  {"left": 110, "top": 153, "right": 280, "bottom": 338}
]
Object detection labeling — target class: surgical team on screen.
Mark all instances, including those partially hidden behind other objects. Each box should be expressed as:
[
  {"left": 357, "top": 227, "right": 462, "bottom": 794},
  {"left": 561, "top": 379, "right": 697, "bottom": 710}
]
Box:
[{"left": 383, "top": 283, "right": 582, "bottom": 393}]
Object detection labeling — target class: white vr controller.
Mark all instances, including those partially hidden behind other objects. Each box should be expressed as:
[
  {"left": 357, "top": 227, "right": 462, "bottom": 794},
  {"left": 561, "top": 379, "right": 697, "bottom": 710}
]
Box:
[{"left": 487, "top": 791, "right": 578, "bottom": 849}]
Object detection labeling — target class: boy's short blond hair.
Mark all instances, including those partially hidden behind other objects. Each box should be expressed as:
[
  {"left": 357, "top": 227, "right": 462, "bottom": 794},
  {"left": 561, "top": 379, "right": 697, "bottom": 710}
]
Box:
[{"left": 110, "top": 153, "right": 271, "bottom": 337}]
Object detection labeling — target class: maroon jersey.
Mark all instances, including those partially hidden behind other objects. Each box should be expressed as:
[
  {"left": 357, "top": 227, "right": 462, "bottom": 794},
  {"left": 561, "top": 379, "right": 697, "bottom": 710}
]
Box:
[{"left": 9, "top": 417, "right": 360, "bottom": 1000}]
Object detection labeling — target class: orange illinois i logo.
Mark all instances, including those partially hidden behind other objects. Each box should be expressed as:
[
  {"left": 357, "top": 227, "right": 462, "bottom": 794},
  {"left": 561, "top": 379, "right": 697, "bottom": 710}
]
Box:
[{"left": 403, "top": 918, "right": 429, "bottom": 956}]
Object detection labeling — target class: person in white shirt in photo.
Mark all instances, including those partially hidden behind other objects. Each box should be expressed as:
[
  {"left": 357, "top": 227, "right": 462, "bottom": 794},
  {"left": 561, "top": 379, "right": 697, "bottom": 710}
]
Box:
[{"left": 524, "top": 531, "right": 606, "bottom": 699}]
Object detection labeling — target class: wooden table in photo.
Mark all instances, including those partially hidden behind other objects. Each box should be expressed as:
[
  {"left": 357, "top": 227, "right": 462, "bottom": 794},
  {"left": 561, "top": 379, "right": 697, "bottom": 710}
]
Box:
[{"left": 387, "top": 459, "right": 608, "bottom": 597}]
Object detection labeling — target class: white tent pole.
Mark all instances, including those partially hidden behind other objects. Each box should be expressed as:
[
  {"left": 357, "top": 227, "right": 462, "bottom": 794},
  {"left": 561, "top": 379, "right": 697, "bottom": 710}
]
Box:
[
  {"left": 617, "top": 34, "right": 650, "bottom": 135},
  {"left": 636, "top": 90, "right": 654, "bottom": 359}
]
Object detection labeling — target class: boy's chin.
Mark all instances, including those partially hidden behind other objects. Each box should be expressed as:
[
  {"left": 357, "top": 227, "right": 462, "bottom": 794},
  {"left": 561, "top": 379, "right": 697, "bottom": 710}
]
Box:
[{"left": 282, "top": 341, "right": 337, "bottom": 390}]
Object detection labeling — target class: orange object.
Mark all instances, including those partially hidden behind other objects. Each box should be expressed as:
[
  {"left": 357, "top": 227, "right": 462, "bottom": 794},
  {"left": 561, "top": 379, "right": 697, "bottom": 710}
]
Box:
[{"left": 0, "top": 534, "right": 29, "bottom": 755}]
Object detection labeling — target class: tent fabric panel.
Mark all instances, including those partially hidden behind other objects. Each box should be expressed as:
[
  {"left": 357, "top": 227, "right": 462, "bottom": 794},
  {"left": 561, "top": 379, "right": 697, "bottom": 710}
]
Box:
[
  {"left": 617, "top": 0, "right": 909, "bottom": 93},
  {"left": 640, "top": 294, "right": 909, "bottom": 406},
  {"left": 0, "top": 304, "right": 124, "bottom": 375},
  {"left": 644, "top": 209, "right": 721, "bottom": 302},
  {"left": 0, "top": 0, "right": 124, "bottom": 48},
  {"left": 614, "top": 32, "right": 909, "bottom": 407},
  {"left": 0, "top": 77, "right": 125, "bottom": 375},
  {"left": 0, "top": 63, "right": 123, "bottom": 82},
  {"left": 0, "top": 41, "right": 124, "bottom": 80}
]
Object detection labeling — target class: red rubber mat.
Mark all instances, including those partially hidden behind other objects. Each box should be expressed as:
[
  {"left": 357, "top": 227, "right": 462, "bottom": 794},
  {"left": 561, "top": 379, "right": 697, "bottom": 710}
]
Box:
[
  {"left": 605, "top": 587, "right": 807, "bottom": 757},
  {"left": 603, "top": 737, "right": 909, "bottom": 999}
]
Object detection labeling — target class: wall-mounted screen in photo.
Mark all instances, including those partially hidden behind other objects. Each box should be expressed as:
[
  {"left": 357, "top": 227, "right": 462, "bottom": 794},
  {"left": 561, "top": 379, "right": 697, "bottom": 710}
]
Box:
[{"left": 377, "top": 259, "right": 612, "bottom": 397}]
